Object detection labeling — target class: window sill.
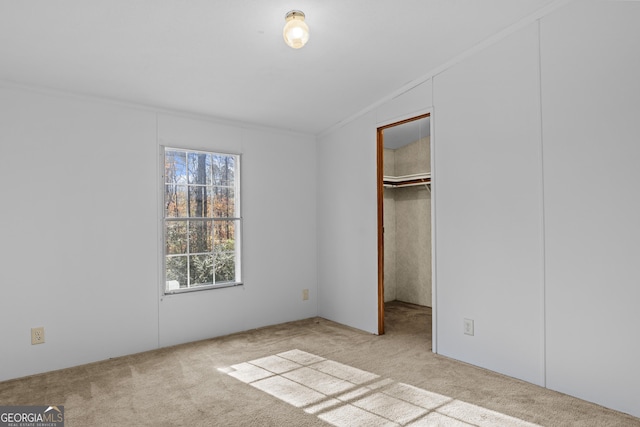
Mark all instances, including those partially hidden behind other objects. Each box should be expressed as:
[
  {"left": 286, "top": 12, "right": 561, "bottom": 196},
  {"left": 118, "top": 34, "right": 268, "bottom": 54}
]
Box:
[{"left": 164, "top": 282, "right": 243, "bottom": 295}]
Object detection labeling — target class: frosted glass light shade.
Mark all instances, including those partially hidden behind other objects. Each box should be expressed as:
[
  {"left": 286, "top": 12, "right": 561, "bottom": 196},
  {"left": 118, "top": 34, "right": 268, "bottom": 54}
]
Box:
[{"left": 283, "top": 10, "right": 309, "bottom": 49}]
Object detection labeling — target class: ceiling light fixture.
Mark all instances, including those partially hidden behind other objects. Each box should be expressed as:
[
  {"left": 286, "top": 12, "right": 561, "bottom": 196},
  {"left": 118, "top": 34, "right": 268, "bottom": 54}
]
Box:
[{"left": 283, "top": 10, "right": 309, "bottom": 49}]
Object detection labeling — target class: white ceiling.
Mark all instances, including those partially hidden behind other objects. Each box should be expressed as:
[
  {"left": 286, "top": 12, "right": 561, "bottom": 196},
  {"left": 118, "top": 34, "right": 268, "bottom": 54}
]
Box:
[{"left": 0, "top": 0, "right": 558, "bottom": 135}]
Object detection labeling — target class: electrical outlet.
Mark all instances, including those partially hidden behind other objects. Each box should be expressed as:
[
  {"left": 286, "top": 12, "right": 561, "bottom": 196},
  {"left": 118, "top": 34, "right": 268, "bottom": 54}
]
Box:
[
  {"left": 31, "top": 327, "right": 45, "bottom": 345},
  {"left": 463, "top": 318, "right": 474, "bottom": 336},
  {"left": 302, "top": 289, "right": 309, "bottom": 301}
]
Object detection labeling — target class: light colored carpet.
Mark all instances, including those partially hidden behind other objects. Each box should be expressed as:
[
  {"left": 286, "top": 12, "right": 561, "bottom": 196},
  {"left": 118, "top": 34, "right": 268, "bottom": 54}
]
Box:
[
  {"left": 224, "top": 349, "right": 541, "bottom": 426},
  {"left": 1, "top": 301, "right": 638, "bottom": 426}
]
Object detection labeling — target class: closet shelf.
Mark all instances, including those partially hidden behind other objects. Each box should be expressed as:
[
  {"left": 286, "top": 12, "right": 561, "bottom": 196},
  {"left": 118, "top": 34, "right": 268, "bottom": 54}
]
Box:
[{"left": 383, "top": 172, "right": 430, "bottom": 188}]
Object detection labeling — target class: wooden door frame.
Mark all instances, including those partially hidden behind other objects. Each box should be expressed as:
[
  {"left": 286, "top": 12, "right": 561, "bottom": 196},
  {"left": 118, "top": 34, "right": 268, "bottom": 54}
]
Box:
[{"left": 377, "top": 112, "right": 431, "bottom": 335}]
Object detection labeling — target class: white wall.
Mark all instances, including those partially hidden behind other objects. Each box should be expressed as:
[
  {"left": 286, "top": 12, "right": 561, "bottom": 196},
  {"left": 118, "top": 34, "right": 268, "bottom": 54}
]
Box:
[
  {"left": 158, "top": 114, "right": 318, "bottom": 347},
  {"left": 541, "top": 1, "right": 640, "bottom": 416},
  {"left": 0, "top": 85, "right": 317, "bottom": 381},
  {"left": 316, "top": 112, "right": 379, "bottom": 333},
  {"left": 430, "top": 0, "right": 640, "bottom": 414},
  {"left": 433, "top": 22, "right": 545, "bottom": 385},
  {"left": 317, "top": 1, "right": 640, "bottom": 418},
  {"left": 317, "top": 81, "right": 433, "bottom": 333},
  {"left": 0, "top": 86, "right": 159, "bottom": 380}
]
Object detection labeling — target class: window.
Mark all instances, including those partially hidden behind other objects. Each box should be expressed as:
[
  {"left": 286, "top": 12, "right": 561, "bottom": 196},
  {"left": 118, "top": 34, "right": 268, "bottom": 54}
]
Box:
[{"left": 163, "top": 147, "right": 241, "bottom": 293}]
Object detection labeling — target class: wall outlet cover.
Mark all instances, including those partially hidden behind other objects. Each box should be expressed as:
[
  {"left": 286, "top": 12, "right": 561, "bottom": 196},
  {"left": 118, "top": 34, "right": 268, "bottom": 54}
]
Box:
[
  {"left": 31, "top": 327, "right": 45, "bottom": 345},
  {"left": 463, "top": 318, "right": 474, "bottom": 336}
]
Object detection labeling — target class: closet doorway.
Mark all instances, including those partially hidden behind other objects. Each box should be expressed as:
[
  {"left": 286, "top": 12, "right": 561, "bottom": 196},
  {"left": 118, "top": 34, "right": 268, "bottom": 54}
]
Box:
[{"left": 377, "top": 113, "right": 432, "bottom": 335}]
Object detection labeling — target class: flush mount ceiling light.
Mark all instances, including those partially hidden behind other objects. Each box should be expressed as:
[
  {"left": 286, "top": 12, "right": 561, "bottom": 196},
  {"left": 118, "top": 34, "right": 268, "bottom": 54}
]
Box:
[{"left": 283, "top": 10, "right": 309, "bottom": 49}]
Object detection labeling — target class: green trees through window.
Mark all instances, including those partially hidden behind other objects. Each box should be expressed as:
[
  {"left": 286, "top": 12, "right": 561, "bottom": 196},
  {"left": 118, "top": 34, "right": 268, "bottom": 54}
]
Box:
[{"left": 164, "top": 148, "right": 241, "bottom": 292}]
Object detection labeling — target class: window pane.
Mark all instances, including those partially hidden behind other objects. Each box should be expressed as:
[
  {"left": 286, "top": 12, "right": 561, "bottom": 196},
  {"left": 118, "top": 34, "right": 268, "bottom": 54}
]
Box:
[
  {"left": 215, "top": 250, "right": 235, "bottom": 283},
  {"left": 189, "top": 220, "right": 213, "bottom": 253},
  {"left": 214, "top": 220, "right": 236, "bottom": 249},
  {"left": 165, "top": 184, "right": 187, "bottom": 218},
  {"left": 214, "top": 220, "right": 238, "bottom": 282},
  {"left": 188, "top": 152, "right": 212, "bottom": 185},
  {"left": 213, "top": 187, "right": 235, "bottom": 218},
  {"left": 166, "top": 256, "right": 187, "bottom": 288},
  {"left": 188, "top": 186, "right": 213, "bottom": 217},
  {"left": 165, "top": 150, "right": 187, "bottom": 185},
  {"left": 166, "top": 221, "right": 187, "bottom": 254},
  {"left": 189, "top": 254, "right": 213, "bottom": 286},
  {"left": 212, "top": 155, "right": 235, "bottom": 186}
]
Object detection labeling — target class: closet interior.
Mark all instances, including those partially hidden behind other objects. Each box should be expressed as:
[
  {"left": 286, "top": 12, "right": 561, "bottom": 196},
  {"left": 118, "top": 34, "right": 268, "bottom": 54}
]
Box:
[{"left": 381, "top": 115, "right": 432, "bottom": 309}]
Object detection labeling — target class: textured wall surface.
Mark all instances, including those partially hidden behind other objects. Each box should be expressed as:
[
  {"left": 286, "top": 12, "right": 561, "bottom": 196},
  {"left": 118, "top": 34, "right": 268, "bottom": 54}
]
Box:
[
  {"left": 383, "top": 137, "right": 431, "bottom": 306},
  {"left": 395, "top": 137, "right": 431, "bottom": 176},
  {"left": 383, "top": 149, "right": 397, "bottom": 302},
  {"left": 395, "top": 186, "right": 432, "bottom": 306}
]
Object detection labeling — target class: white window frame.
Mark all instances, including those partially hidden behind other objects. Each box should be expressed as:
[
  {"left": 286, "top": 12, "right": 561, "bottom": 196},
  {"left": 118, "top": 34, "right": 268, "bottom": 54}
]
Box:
[{"left": 162, "top": 146, "right": 242, "bottom": 294}]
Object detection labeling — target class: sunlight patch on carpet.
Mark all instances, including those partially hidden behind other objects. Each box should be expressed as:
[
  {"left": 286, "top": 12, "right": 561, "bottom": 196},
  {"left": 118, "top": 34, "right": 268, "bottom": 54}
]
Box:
[{"left": 223, "top": 349, "right": 541, "bottom": 427}]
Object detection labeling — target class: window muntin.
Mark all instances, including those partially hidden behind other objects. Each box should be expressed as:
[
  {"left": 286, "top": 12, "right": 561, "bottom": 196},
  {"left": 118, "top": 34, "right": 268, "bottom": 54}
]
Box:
[{"left": 164, "top": 148, "right": 241, "bottom": 293}]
